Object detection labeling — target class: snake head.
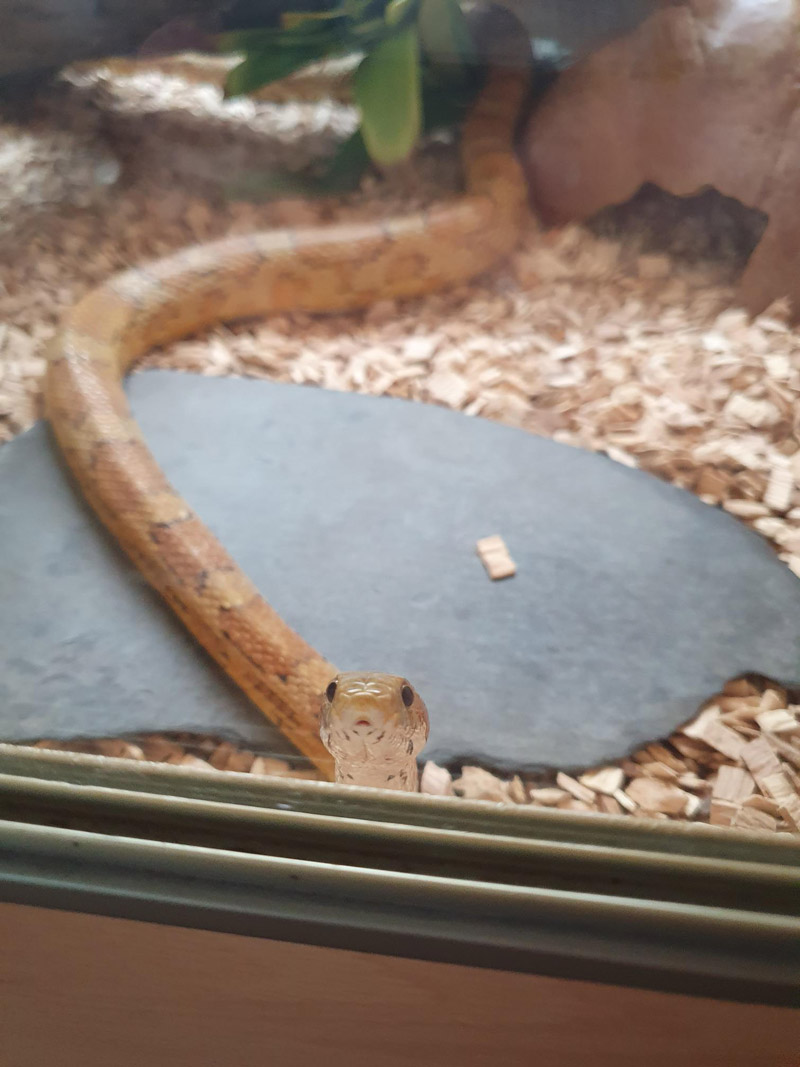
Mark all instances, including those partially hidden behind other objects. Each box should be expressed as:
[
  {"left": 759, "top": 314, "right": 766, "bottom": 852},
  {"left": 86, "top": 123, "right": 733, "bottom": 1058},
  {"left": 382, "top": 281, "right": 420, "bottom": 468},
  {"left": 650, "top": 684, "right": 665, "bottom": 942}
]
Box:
[{"left": 319, "top": 671, "right": 429, "bottom": 767}]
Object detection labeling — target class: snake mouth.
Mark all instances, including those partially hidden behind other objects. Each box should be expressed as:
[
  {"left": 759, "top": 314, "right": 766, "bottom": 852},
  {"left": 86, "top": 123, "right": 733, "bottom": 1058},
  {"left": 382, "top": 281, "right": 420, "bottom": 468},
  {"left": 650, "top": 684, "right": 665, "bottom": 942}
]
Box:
[{"left": 354, "top": 718, "right": 372, "bottom": 728}]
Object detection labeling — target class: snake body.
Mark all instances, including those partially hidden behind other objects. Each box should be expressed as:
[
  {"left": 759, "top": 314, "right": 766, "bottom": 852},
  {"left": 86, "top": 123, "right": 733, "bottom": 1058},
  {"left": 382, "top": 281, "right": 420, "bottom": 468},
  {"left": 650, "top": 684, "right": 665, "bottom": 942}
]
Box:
[{"left": 44, "top": 63, "right": 530, "bottom": 783}]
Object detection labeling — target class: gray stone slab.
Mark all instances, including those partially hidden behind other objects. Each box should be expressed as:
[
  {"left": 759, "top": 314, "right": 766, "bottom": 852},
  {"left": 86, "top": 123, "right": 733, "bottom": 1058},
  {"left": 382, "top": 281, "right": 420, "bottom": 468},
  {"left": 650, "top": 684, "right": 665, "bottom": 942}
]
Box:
[{"left": 2, "top": 372, "right": 800, "bottom": 772}]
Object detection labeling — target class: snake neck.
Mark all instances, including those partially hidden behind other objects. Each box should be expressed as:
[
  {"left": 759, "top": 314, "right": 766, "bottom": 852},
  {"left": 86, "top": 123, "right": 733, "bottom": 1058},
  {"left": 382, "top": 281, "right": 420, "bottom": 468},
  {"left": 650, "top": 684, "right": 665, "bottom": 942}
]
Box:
[{"left": 335, "top": 756, "right": 419, "bottom": 792}]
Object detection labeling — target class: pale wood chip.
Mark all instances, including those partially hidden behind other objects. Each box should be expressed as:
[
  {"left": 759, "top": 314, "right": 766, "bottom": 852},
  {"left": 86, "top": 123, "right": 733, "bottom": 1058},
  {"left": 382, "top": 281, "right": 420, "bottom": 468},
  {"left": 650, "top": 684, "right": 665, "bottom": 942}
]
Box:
[
  {"left": 731, "top": 806, "right": 779, "bottom": 833},
  {"left": 742, "top": 794, "right": 782, "bottom": 818},
  {"left": 765, "top": 354, "right": 792, "bottom": 380},
  {"left": 578, "top": 766, "right": 624, "bottom": 795},
  {"left": 250, "top": 756, "right": 292, "bottom": 777},
  {"left": 723, "top": 499, "right": 771, "bottom": 519},
  {"left": 94, "top": 738, "right": 145, "bottom": 760},
  {"left": 179, "top": 753, "right": 214, "bottom": 770},
  {"left": 741, "top": 736, "right": 784, "bottom": 785},
  {"left": 596, "top": 794, "right": 623, "bottom": 815},
  {"left": 754, "top": 516, "right": 790, "bottom": 541},
  {"left": 208, "top": 740, "right": 254, "bottom": 772},
  {"left": 138, "top": 737, "right": 184, "bottom": 762},
  {"left": 756, "top": 708, "right": 798, "bottom": 734},
  {"left": 625, "top": 777, "right": 689, "bottom": 815},
  {"left": 612, "top": 788, "right": 638, "bottom": 812},
  {"left": 604, "top": 445, "right": 638, "bottom": 468},
  {"left": 723, "top": 394, "right": 780, "bottom": 428},
  {"left": 557, "top": 797, "right": 595, "bottom": 812},
  {"left": 643, "top": 742, "right": 687, "bottom": 772},
  {"left": 716, "top": 694, "right": 763, "bottom": 714},
  {"left": 764, "top": 734, "right": 800, "bottom": 771},
  {"left": 764, "top": 465, "right": 795, "bottom": 512},
  {"left": 420, "top": 760, "right": 455, "bottom": 796},
  {"left": 718, "top": 715, "right": 759, "bottom": 738},
  {"left": 758, "top": 772, "right": 800, "bottom": 830},
  {"left": 224, "top": 748, "right": 256, "bottom": 773},
  {"left": 711, "top": 765, "right": 755, "bottom": 805},
  {"left": 682, "top": 704, "right": 721, "bottom": 738},
  {"left": 677, "top": 772, "right": 711, "bottom": 793},
  {"left": 759, "top": 687, "right": 789, "bottom": 711},
  {"left": 453, "top": 766, "right": 509, "bottom": 803},
  {"left": 709, "top": 799, "right": 736, "bottom": 826},
  {"left": 475, "top": 534, "right": 516, "bottom": 580},
  {"left": 508, "top": 775, "right": 528, "bottom": 804},
  {"left": 529, "top": 787, "right": 568, "bottom": 807},
  {"left": 427, "top": 369, "right": 470, "bottom": 408},
  {"left": 684, "top": 712, "right": 747, "bottom": 760},
  {"left": 556, "top": 771, "right": 596, "bottom": 804},
  {"left": 638, "top": 761, "right": 679, "bottom": 780}
]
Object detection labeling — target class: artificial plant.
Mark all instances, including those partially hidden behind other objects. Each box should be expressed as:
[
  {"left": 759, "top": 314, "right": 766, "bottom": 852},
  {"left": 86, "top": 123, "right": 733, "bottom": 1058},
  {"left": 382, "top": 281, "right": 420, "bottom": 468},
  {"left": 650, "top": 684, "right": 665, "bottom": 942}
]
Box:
[{"left": 218, "top": 0, "right": 484, "bottom": 196}]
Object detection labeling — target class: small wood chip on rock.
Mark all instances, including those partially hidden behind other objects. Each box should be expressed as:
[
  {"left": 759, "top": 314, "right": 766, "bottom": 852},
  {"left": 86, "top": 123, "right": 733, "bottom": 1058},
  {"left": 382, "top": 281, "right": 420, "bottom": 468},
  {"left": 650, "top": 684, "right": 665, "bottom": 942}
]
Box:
[{"left": 475, "top": 534, "right": 516, "bottom": 580}]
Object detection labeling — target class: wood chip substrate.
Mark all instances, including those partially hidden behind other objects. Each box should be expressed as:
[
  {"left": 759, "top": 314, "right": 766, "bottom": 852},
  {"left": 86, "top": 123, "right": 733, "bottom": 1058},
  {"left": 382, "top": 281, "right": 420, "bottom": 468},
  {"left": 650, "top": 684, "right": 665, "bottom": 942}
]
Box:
[
  {"left": 3, "top": 60, "right": 800, "bottom": 831},
  {"left": 31, "top": 677, "right": 800, "bottom": 832}
]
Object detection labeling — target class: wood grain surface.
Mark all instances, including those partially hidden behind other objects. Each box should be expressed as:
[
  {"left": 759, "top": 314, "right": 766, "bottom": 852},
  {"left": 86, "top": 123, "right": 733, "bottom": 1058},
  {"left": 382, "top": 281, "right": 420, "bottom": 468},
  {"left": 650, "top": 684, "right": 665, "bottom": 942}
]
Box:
[{"left": 1, "top": 901, "right": 798, "bottom": 1066}]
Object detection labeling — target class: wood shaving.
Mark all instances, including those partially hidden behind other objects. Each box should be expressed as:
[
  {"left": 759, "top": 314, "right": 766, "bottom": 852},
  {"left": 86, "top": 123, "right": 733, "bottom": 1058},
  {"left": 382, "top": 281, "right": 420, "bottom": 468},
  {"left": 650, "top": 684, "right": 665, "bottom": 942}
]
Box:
[
  {"left": 731, "top": 805, "right": 778, "bottom": 833},
  {"left": 452, "top": 766, "right": 510, "bottom": 803},
  {"left": 755, "top": 708, "right": 798, "bottom": 733},
  {"left": 475, "top": 534, "right": 516, "bottom": 581},
  {"left": 625, "top": 777, "right": 690, "bottom": 816},
  {"left": 528, "top": 787, "right": 568, "bottom": 806},
  {"left": 556, "top": 771, "right": 596, "bottom": 804},
  {"left": 5, "top": 60, "right": 800, "bottom": 832},
  {"left": 578, "top": 765, "right": 624, "bottom": 795},
  {"left": 419, "top": 760, "right": 454, "bottom": 796}
]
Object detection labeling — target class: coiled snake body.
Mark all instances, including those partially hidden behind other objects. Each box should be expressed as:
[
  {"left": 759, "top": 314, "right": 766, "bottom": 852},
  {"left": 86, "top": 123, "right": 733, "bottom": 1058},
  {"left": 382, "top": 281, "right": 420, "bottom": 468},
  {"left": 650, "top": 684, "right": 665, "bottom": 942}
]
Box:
[{"left": 45, "top": 64, "right": 530, "bottom": 787}]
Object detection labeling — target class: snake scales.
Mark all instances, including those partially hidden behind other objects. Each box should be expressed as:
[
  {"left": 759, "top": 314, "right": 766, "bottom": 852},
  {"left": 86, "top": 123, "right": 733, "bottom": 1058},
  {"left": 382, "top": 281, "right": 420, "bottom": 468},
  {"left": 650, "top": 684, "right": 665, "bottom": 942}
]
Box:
[{"left": 44, "top": 61, "right": 530, "bottom": 786}]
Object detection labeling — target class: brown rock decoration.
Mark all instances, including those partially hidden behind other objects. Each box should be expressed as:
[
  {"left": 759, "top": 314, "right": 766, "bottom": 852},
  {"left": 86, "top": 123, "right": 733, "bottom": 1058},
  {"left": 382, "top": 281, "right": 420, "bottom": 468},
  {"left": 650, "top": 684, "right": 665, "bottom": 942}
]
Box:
[{"left": 522, "top": 0, "right": 800, "bottom": 316}]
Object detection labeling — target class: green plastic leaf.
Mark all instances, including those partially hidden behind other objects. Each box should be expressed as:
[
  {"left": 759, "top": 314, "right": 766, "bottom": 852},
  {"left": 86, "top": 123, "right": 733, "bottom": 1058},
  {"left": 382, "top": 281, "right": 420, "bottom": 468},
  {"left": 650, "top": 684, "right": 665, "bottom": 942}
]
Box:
[
  {"left": 225, "top": 43, "right": 334, "bottom": 96},
  {"left": 219, "top": 2, "right": 399, "bottom": 96},
  {"left": 384, "top": 0, "right": 417, "bottom": 28},
  {"left": 281, "top": 10, "right": 346, "bottom": 29},
  {"left": 353, "top": 25, "right": 421, "bottom": 165},
  {"left": 418, "top": 0, "right": 475, "bottom": 67}
]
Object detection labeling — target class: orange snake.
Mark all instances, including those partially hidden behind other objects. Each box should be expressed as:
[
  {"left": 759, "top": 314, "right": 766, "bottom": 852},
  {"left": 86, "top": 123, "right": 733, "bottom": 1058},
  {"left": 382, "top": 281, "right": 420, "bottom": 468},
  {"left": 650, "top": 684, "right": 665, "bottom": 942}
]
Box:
[{"left": 44, "top": 62, "right": 530, "bottom": 786}]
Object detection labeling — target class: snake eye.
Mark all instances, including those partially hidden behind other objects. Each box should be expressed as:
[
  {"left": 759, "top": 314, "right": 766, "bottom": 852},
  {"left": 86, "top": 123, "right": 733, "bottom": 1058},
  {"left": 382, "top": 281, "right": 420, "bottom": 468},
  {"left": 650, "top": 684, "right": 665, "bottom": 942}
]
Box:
[
  {"left": 401, "top": 684, "right": 414, "bottom": 708},
  {"left": 325, "top": 680, "right": 337, "bottom": 702}
]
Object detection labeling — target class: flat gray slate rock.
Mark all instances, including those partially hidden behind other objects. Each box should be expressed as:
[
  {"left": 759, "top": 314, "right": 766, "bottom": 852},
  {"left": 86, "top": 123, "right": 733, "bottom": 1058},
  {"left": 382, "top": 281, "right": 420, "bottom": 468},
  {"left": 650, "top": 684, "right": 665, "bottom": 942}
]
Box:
[{"left": 2, "top": 371, "right": 799, "bottom": 772}]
